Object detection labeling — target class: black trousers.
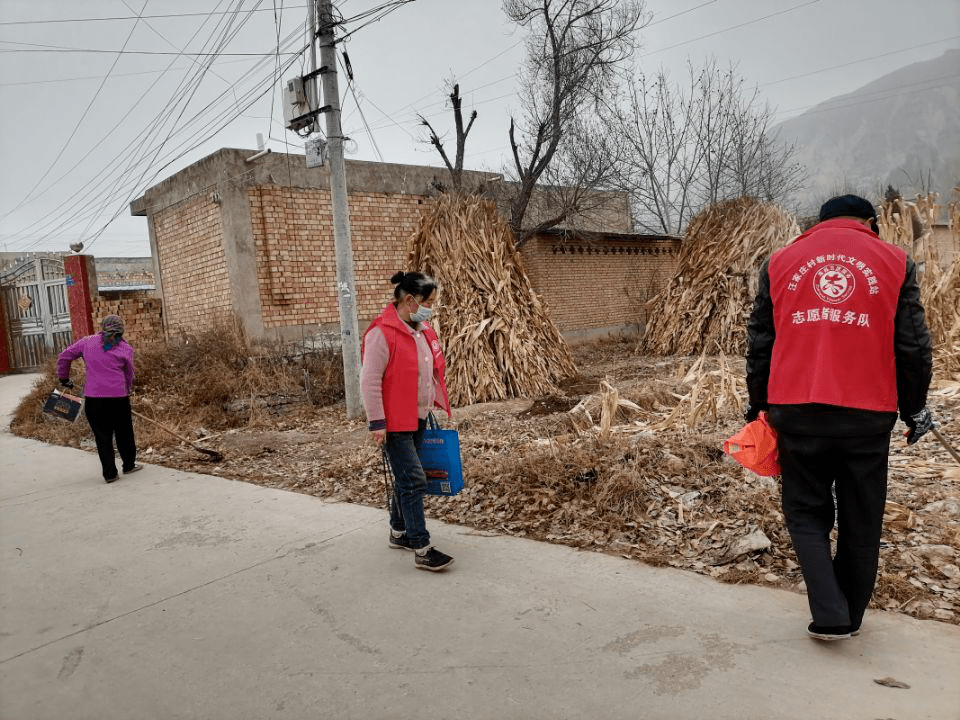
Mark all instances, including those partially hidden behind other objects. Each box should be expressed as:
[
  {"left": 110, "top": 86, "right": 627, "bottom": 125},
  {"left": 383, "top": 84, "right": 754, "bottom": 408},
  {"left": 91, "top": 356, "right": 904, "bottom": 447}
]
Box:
[
  {"left": 84, "top": 396, "right": 136, "bottom": 480},
  {"left": 777, "top": 430, "right": 890, "bottom": 628}
]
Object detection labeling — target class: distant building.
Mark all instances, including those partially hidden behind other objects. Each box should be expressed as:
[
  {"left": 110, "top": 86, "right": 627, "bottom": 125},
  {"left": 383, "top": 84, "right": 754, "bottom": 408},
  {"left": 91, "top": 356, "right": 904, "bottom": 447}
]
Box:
[{"left": 94, "top": 257, "right": 156, "bottom": 292}]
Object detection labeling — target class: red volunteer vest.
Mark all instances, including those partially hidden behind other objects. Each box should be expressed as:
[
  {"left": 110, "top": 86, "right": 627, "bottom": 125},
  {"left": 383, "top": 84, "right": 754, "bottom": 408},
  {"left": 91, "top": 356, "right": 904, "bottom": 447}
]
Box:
[
  {"left": 767, "top": 218, "right": 906, "bottom": 412},
  {"left": 363, "top": 303, "right": 451, "bottom": 432}
]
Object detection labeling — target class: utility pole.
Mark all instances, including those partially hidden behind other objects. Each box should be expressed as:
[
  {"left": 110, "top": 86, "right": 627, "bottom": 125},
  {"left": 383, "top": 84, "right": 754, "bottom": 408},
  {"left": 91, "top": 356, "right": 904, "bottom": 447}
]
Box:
[{"left": 312, "top": 0, "right": 362, "bottom": 418}]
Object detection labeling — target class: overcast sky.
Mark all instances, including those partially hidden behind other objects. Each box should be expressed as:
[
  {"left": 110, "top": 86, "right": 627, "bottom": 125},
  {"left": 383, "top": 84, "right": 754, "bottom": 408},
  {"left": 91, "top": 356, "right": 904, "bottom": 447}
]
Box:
[{"left": 1, "top": 0, "right": 957, "bottom": 257}]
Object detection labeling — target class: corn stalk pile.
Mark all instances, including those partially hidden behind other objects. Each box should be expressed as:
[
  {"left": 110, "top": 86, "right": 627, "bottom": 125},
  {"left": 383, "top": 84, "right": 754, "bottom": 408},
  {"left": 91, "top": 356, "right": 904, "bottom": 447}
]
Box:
[
  {"left": 930, "top": 192, "right": 960, "bottom": 374},
  {"left": 640, "top": 197, "right": 800, "bottom": 356},
  {"left": 407, "top": 193, "right": 577, "bottom": 405},
  {"left": 923, "top": 256, "right": 960, "bottom": 375},
  {"left": 879, "top": 192, "right": 960, "bottom": 376},
  {"left": 877, "top": 192, "right": 938, "bottom": 259}
]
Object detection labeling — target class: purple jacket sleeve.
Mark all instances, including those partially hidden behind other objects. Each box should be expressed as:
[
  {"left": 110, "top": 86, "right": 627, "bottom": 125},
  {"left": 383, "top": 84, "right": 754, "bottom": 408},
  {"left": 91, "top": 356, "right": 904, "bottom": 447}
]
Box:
[
  {"left": 122, "top": 343, "right": 136, "bottom": 394},
  {"left": 57, "top": 339, "right": 84, "bottom": 380}
]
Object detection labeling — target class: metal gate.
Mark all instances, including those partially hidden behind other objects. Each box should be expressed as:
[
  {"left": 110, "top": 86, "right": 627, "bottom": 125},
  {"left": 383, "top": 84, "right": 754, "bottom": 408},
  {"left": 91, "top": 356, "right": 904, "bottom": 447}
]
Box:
[{"left": 1, "top": 255, "right": 73, "bottom": 370}]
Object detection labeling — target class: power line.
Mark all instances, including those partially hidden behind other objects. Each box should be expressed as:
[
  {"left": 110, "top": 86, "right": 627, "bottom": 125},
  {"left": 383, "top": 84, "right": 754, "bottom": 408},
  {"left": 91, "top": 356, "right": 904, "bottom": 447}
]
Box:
[
  {"left": 0, "top": 6, "right": 310, "bottom": 25},
  {"left": 336, "top": 0, "right": 418, "bottom": 43},
  {"left": 3, "top": 0, "right": 251, "bottom": 233},
  {"left": 0, "top": 0, "right": 332, "bottom": 252},
  {"left": 82, "top": 0, "right": 265, "bottom": 246},
  {"left": 760, "top": 35, "right": 960, "bottom": 89},
  {"left": 1, "top": 1, "right": 150, "bottom": 222},
  {"left": 121, "top": 0, "right": 238, "bottom": 89},
  {"left": 647, "top": 0, "right": 719, "bottom": 28},
  {"left": 0, "top": 55, "right": 259, "bottom": 88},
  {"left": 341, "top": 51, "right": 385, "bottom": 162},
  {"left": 3, "top": 0, "right": 506, "bottom": 238},
  {"left": 641, "top": 0, "right": 822, "bottom": 57},
  {"left": 7, "top": 0, "right": 303, "bottom": 250},
  {"left": 268, "top": 0, "right": 285, "bottom": 142},
  {"left": 82, "top": 11, "right": 300, "bottom": 249},
  {"left": 0, "top": 43, "right": 303, "bottom": 57},
  {"left": 86, "top": 51, "right": 305, "bottom": 251}
]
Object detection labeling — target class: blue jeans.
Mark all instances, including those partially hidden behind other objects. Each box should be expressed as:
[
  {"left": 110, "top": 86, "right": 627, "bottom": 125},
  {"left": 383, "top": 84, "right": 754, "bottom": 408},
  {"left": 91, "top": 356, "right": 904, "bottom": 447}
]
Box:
[{"left": 385, "top": 418, "right": 430, "bottom": 549}]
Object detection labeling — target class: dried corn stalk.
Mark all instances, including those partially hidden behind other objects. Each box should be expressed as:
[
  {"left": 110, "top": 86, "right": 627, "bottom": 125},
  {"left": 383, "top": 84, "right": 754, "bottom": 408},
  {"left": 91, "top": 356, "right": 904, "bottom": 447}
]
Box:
[
  {"left": 924, "top": 255, "right": 960, "bottom": 374},
  {"left": 599, "top": 380, "right": 619, "bottom": 442},
  {"left": 567, "top": 380, "right": 643, "bottom": 436},
  {"left": 877, "top": 192, "right": 939, "bottom": 264},
  {"left": 407, "top": 193, "right": 577, "bottom": 406},
  {"left": 880, "top": 192, "right": 960, "bottom": 375},
  {"left": 650, "top": 350, "right": 744, "bottom": 430},
  {"left": 641, "top": 197, "right": 800, "bottom": 356},
  {"left": 950, "top": 190, "right": 960, "bottom": 242}
]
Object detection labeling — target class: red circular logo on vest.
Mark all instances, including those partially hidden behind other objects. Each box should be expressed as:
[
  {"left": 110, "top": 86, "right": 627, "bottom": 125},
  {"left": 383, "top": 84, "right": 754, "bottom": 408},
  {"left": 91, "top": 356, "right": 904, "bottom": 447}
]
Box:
[{"left": 813, "top": 264, "right": 855, "bottom": 304}]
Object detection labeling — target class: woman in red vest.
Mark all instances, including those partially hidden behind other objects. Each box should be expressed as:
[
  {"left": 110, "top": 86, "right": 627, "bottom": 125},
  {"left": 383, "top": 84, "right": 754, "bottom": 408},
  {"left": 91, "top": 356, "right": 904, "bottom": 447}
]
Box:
[
  {"left": 746, "top": 195, "right": 933, "bottom": 640},
  {"left": 361, "top": 271, "right": 454, "bottom": 572}
]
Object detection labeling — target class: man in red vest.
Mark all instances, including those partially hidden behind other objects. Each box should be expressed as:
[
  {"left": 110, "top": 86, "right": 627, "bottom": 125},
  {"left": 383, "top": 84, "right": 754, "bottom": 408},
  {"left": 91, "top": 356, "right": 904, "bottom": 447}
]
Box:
[{"left": 746, "top": 194, "right": 934, "bottom": 640}]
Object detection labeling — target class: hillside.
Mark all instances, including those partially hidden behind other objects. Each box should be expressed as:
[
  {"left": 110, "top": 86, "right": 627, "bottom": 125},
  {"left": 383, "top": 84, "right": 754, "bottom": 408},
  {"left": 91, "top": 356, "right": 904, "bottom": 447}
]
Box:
[{"left": 773, "top": 48, "right": 960, "bottom": 214}]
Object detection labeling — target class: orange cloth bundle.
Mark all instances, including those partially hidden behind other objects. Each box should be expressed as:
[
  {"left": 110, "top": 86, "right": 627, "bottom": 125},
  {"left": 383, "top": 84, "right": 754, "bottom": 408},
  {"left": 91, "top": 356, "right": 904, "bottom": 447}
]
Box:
[{"left": 724, "top": 411, "right": 781, "bottom": 476}]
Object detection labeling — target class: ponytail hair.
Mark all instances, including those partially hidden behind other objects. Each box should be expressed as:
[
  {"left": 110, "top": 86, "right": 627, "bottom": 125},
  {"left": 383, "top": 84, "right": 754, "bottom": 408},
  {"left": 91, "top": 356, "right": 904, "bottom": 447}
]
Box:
[{"left": 391, "top": 271, "right": 437, "bottom": 302}]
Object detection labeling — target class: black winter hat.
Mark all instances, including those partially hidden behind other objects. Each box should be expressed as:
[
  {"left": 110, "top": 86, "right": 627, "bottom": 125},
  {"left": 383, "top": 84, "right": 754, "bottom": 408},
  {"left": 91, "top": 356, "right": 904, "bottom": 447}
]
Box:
[{"left": 819, "top": 194, "right": 876, "bottom": 222}]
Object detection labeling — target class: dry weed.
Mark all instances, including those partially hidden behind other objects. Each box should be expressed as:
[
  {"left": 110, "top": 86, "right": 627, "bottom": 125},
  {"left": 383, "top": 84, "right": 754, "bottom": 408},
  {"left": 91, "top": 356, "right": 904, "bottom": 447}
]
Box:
[{"left": 11, "top": 323, "right": 345, "bottom": 453}]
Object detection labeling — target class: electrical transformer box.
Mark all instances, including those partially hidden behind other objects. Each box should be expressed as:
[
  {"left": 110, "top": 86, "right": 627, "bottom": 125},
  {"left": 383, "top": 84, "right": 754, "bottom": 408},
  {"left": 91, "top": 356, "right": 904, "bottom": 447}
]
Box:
[{"left": 283, "top": 77, "right": 310, "bottom": 130}]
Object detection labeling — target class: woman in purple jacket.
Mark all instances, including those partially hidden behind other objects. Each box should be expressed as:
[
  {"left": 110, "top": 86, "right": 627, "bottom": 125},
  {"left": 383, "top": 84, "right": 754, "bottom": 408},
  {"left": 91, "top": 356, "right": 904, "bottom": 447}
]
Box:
[{"left": 57, "top": 314, "right": 141, "bottom": 483}]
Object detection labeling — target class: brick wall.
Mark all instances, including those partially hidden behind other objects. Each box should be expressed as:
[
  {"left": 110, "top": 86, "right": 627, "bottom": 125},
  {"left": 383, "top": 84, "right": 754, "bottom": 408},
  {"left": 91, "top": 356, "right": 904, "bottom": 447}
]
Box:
[
  {"left": 246, "top": 186, "right": 679, "bottom": 340},
  {"left": 153, "top": 196, "right": 232, "bottom": 331},
  {"left": 248, "top": 185, "right": 426, "bottom": 329},
  {"left": 92, "top": 290, "right": 164, "bottom": 346},
  {"left": 520, "top": 235, "right": 681, "bottom": 339}
]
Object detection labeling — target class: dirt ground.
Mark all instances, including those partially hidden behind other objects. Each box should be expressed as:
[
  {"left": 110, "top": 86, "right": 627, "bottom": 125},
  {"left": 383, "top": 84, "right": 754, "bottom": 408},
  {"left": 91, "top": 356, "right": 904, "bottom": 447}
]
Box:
[{"left": 17, "top": 339, "right": 960, "bottom": 626}]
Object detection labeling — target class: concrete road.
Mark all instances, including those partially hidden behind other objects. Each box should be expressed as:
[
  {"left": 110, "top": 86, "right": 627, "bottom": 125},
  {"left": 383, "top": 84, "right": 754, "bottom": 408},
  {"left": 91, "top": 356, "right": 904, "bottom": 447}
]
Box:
[{"left": 1, "top": 372, "right": 958, "bottom": 720}]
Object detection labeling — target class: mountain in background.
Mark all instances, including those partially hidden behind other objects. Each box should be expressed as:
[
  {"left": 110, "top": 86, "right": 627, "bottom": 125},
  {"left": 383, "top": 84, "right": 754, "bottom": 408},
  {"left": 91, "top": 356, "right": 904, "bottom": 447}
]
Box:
[{"left": 772, "top": 48, "right": 960, "bottom": 218}]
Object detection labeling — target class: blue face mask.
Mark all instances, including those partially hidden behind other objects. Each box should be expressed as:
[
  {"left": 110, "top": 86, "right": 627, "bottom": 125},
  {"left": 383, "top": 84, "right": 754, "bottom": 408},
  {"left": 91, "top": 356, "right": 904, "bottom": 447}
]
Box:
[{"left": 409, "top": 304, "right": 433, "bottom": 323}]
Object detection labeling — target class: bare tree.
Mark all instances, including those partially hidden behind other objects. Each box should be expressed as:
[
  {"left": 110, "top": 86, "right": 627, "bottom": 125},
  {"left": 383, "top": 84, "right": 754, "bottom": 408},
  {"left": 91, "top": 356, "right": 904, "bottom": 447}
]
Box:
[
  {"left": 612, "top": 59, "right": 805, "bottom": 234},
  {"left": 613, "top": 67, "right": 706, "bottom": 234},
  {"left": 418, "top": 83, "right": 477, "bottom": 193},
  {"left": 502, "top": 0, "right": 647, "bottom": 246}
]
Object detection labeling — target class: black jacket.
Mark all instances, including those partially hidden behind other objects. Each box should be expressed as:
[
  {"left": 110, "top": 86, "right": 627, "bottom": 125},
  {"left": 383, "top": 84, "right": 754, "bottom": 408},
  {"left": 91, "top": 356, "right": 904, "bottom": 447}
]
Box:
[{"left": 745, "top": 257, "right": 933, "bottom": 437}]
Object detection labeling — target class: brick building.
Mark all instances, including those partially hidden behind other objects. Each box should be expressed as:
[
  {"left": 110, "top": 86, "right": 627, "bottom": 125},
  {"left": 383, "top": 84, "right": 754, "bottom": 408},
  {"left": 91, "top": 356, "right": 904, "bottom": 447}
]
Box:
[{"left": 131, "top": 148, "right": 679, "bottom": 344}]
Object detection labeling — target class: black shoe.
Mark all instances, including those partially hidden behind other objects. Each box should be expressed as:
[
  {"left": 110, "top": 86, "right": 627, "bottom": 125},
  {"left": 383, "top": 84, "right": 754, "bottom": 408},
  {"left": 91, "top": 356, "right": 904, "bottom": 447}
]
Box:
[
  {"left": 807, "top": 622, "right": 852, "bottom": 640},
  {"left": 104, "top": 475, "right": 118, "bottom": 484},
  {"left": 414, "top": 546, "right": 454, "bottom": 572},
  {"left": 123, "top": 464, "right": 143, "bottom": 474},
  {"left": 389, "top": 533, "right": 415, "bottom": 551}
]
